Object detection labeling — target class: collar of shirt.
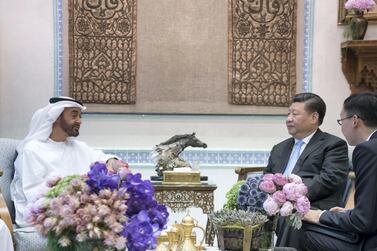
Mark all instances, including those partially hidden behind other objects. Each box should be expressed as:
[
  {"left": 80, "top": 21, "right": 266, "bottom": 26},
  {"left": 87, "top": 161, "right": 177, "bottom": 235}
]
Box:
[
  {"left": 367, "top": 129, "right": 377, "bottom": 141},
  {"left": 293, "top": 129, "right": 317, "bottom": 154}
]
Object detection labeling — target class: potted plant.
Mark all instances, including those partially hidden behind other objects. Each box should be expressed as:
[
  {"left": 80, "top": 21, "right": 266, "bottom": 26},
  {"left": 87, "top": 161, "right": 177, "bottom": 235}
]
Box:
[
  {"left": 210, "top": 176, "right": 269, "bottom": 251},
  {"left": 211, "top": 173, "right": 311, "bottom": 251}
]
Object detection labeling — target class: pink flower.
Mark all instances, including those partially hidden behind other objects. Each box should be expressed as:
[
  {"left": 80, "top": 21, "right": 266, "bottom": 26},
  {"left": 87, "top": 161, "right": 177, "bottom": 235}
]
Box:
[
  {"left": 262, "top": 173, "right": 275, "bottom": 181},
  {"left": 280, "top": 201, "right": 294, "bottom": 216},
  {"left": 295, "top": 196, "right": 311, "bottom": 215},
  {"left": 273, "top": 173, "right": 288, "bottom": 186},
  {"left": 294, "top": 183, "right": 308, "bottom": 196},
  {"left": 263, "top": 196, "right": 280, "bottom": 216},
  {"left": 282, "top": 183, "right": 297, "bottom": 200},
  {"left": 345, "top": 0, "right": 375, "bottom": 11},
  {"left": 46, "top": 176, "right": 61, "bottom": 187},
  {"left": 288, "top": 174, "right": 302, "bottom": 184},
  {"left": 259, "top": 180, "right": 277, "bottom": 193},
  {"left": 272, "top": 191, "right": 286, "bottom": 206}
]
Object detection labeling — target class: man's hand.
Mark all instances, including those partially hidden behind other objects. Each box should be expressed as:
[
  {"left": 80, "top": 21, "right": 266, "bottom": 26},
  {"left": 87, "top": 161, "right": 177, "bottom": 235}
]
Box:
[
  {"left": 303, "top": 209, "right": 322, "bottom": 223},
  {"left": 329, "top": 206, "right": 347, "bottom": 213},
  {"left": 106, "top": 158, "right": 129, "bottom": 173}
]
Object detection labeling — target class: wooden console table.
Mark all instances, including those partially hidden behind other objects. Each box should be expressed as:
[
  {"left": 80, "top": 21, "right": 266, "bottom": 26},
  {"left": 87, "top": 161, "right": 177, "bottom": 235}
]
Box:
[
  {"left": 152, "top": 182, "right": 217, "bottom": 245},
  {"left": 341, "top": 40, "right": 377, "bottom": 93}
]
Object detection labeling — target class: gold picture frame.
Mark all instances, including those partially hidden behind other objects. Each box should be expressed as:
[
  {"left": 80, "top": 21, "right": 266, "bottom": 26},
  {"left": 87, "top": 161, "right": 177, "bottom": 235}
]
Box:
[{"left": 338, "top": 0, "right": 377, "bottom": 24}]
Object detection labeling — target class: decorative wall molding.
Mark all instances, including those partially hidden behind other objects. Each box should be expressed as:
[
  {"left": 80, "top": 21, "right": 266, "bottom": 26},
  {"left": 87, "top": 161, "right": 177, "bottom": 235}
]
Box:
[{"left": 103, "top": 149, "right": 270, "bottom": 167}]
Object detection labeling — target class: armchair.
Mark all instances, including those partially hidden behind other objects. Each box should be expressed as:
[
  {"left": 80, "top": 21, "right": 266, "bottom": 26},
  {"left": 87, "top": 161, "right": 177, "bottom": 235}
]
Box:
[{"left": 0, "top": 138, "right": 47, "bottom": 251}]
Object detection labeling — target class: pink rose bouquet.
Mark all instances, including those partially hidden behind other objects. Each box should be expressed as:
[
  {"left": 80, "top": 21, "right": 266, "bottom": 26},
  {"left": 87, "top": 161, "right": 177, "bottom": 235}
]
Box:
[{"left": 259, "top": 173, "right": 310, "bottom": 229}]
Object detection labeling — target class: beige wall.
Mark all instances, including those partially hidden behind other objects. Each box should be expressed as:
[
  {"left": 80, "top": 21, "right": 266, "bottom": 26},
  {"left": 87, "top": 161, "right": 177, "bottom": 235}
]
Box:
[{"left": 1, "top": 0, "right": 376, "bottom": 226}]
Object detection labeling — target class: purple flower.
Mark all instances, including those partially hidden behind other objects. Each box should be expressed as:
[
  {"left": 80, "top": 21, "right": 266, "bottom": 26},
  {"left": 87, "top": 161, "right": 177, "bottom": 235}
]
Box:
[{"left": 86, "top": 162, "right": 120, "bottom": 192}]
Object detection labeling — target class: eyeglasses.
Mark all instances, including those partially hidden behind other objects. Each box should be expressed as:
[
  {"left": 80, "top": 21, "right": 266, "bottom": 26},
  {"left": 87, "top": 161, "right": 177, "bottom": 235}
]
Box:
[{"left": 337, "top": 115, "right": 353, "bottom": 125}]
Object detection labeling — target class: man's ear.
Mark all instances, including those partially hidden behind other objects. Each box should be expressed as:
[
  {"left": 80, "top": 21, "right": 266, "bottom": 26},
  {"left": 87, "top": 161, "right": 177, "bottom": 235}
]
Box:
[
  {"left": 352, "top": 115, "right": 361, "bottom": 127},
  {"left": 311, "top": 112, "right": 319, "bottom": 124}
]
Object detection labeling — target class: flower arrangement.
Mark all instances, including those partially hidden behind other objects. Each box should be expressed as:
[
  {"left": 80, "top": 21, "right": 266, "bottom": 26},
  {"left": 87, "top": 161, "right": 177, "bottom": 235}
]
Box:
[
  {"left": 27, "top": 162, "right": 169, "bottom": 251},
  {"left": 259, "top": 173, "right": 310, "bottom": 229},
  {"left": 345, "top": 0, "right": 375, "bottom": 11},
  {"left": 237, "top": 175, "right": 268, "bottom": 213}
]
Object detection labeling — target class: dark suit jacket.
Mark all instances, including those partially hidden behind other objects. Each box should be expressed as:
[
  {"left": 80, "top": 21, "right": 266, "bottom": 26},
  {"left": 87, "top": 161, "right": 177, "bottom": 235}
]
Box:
[
  {"left": 265, "top": 129, "right": 349, "bottom": 210},
  {"left": 320, "top": 131, "right": 377, "bottom": 249}
]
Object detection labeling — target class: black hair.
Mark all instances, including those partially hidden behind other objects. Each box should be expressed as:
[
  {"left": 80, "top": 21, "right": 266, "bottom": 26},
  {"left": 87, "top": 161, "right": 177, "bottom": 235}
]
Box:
[
  {"left": 343, "top": 92, "right": 377, "bottom": 127},
  {"left": 292, "top": 92, "right": 326, "bottom": 125}
]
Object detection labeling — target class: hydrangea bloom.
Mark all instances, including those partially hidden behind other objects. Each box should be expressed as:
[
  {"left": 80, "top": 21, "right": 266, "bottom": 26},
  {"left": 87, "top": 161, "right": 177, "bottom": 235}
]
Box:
[
  {"left": 345, "top": 0, "right": 375, "bottom": 11},
  {"left": 27, "top": 162, "right": 169, "bottom": 251}
]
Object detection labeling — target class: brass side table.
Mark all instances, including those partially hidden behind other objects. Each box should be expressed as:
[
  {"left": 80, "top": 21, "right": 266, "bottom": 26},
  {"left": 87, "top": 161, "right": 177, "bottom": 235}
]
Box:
[{"left": 152, "top": 182, "right": 217, "bottom": 245}]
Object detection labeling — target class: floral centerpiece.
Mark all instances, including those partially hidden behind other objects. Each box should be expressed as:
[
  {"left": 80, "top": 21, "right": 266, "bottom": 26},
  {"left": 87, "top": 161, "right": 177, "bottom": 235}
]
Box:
[
  {"left": 345, "top": 0, "right": 375, "bottom": 11},
  {"left": 27, "top": 162, "right": 169, "bottom": 251},
  {"left": 259, "top": 173, "right": 310, "bottom": 229},
  {"left": 344, "top": 0, "right": 376, "bottom": 40}
]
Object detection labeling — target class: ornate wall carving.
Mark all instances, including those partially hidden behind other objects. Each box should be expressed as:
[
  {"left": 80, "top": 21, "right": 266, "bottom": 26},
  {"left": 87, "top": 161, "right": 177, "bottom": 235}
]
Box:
[
  {"left": 228, "top": 0, "right": 297, "bottom": 106},
  {"left": 69, "top": 0, "right": 137, "bottom": 104}
]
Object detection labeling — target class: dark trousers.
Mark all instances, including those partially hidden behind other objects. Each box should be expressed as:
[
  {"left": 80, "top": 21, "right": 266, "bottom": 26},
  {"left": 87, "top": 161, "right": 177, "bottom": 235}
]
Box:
[{"left": 302, "top": 229, "right": 363, "bottom": 251}]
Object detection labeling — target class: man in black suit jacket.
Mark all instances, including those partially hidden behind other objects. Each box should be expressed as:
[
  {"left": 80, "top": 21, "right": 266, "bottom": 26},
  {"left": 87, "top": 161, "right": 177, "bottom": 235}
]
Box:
[
  {"left": 303, "top": 92, "right": 377, "bottom": 251},
  {"left": 265, "top": 93, "right": 349, "bottom": 249}
]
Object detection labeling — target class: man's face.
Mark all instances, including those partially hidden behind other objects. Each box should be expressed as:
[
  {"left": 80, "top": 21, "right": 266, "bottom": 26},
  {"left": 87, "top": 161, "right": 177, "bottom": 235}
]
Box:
[
  {"left": 340, "top": 108, "right": 357, "bottom": 146},
  {"left": 286, "top": 102, "right": 319, "bottom": 139},
  {"left": 58, "top": 107, "right": 82, "bottom": 137}
]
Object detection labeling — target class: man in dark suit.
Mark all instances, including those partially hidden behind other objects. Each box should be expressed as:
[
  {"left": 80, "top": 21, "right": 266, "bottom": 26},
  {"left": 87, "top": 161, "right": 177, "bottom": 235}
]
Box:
[
  {"left": 265, "top": 93, "right": 349, "bottom": 249},
  {"left": 302, "top": 92, "right": 377, "bottom": 251}
]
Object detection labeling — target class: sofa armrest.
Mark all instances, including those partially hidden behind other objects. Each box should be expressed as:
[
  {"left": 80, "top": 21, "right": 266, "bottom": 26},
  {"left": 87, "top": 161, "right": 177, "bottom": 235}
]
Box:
[
  {"left": 0, "top": 192, "right": 13, "bottom": 233},
  {"left": 235, "top": 166, "right": 265, "bottom": 181}
]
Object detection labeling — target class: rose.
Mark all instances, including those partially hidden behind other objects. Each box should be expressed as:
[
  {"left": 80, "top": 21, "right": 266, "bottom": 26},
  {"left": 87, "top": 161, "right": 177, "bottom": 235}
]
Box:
[
  {"left": 263, "top": 196, "right": 279, "bottom": 216},
  {"left": 295, "top": 196, "right": 310, "bottom": 216},
  {"left": 259, "top": 180, "right": 276, "bottom": 193},
  {"left": 273, "top": 173, "right": 288, "bottom": 186},
  {"left": 288, "top": 174, "right": 302, "bottom": 184},
  {"left": 280, "top": 201, "right": 294, "bottom": 217},
  {"left": 262, "top": 173, "right": 275, "bottom": 181},
  {"left": 282, "top": 183, "right": 297, "bottom": 201},
  {"left": 272, "top": 191, "right": 286, "bottom": 206},
  {"left": 294, "top": 183, "right": 308, "bottom": 196}
]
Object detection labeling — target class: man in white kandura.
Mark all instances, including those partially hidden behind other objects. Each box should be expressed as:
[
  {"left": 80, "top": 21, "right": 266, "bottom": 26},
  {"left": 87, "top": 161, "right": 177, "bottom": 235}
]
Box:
[
  {"left": 0, "top": 219, "right": 14, "bottom": 251},
  {"left": 10, "top": 96, "right": 127, "bottom": 227}
]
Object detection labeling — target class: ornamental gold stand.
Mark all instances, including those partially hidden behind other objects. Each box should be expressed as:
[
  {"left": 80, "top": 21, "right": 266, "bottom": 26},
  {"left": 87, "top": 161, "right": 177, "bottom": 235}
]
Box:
[{"left": 152, "top": 181, "right": 217, "bottom": 246}]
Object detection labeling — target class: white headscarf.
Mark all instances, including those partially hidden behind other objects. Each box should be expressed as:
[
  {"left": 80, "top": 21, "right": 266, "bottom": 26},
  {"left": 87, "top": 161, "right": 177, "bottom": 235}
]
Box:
[{"left": 17, "top": 97, "right": 86, "bottom": 153}]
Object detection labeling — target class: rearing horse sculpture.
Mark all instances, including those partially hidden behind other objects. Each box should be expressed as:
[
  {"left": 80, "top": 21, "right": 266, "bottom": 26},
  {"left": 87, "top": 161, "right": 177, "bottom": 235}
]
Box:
[{"left": 151, "top": 133, "right": 208, "bottom": 176}]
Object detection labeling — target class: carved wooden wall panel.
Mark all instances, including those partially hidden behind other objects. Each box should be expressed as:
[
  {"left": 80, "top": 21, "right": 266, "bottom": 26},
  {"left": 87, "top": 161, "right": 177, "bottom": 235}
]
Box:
[
  {"left": 228, "top": 0, "right": 297, "bottom": 106},
  {"left": 69, "top": 0, "right": 136, "bottom": 104}
]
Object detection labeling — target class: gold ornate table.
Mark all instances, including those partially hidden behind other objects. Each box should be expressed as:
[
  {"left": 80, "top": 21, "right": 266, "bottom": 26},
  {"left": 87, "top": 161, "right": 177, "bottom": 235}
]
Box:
[{"left": 152, "top": 182, "right": 217, "bottom": 245}]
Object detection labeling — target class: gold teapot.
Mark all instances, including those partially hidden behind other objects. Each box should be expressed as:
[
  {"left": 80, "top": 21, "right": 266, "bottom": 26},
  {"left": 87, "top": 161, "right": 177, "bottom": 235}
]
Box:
[{"left": 175, "top": 213, "right": 206, "bottom": 251}]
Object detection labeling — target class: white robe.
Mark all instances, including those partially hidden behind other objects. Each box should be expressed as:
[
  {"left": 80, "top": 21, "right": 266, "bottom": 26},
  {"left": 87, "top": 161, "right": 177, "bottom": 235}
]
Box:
[
  {"left": 10, "top": 138, "right": 116, "bottom": 227},
  {"left": 0, "top": 219, "right": 14, "bottom": 251}
]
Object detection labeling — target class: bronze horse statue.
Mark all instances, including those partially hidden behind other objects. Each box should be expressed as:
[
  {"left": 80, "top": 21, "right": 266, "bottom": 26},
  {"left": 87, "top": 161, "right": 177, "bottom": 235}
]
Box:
[{"left": 151, "top": 133, "right": 207, "bottom": 176}]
